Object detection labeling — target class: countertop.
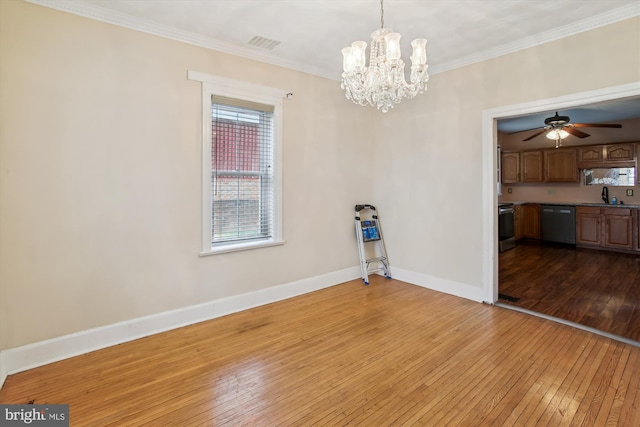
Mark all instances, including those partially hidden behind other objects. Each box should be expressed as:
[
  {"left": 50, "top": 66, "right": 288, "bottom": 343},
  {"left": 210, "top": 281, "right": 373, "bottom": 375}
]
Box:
[{"left": 501, "top": 201, "right": 640, "bottom": 208}]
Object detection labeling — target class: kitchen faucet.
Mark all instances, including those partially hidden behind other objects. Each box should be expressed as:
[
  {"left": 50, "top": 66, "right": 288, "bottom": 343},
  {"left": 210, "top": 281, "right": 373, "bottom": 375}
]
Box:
[{"left": 601, "top": 186, "right": 609, "bottom": 204}]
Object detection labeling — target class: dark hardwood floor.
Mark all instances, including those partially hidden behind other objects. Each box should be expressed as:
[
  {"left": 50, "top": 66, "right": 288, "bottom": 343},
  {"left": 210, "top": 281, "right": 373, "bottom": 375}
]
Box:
[{"left": 499, "top": 240, "right": 640, "bottom": 342}]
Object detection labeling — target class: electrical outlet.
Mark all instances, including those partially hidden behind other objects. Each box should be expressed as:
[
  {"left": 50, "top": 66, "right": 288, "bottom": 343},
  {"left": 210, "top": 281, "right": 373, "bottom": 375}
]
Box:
[
  {"left": 508, "top": 187, "right": 512, "bottom": 194},
  {"left": 627, "top": 189, "right": 633, "bottom": 197}
]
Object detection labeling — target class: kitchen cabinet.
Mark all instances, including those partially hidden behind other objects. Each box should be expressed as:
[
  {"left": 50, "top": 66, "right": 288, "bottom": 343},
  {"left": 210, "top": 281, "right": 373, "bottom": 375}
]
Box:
[
  {"left": 637, "top": 144, "right": 640, "bottom": 184},
  {"left": 576, "top": 207, "right": 602, "bottom": 246},
  {"left": 577, "top": 143, "right": 635, "bottom": 168},
  {"left": 576, "top": 206, "right": 635, "bottom": 251},
  {"left": 604, "top": 208, "right": 633, "bottom": 250},
  {"left": 521, "top": 204, "right": 540, "bottom": 239},
  {"left": 578, "top": 146, "right": 603, "bottom": 163},
  {"left": 514, "top": 204, "right": 523, "bottom": 240},
  {"left": 522, "top": 151, "right": 543, "bottom": 182},
  {"left": 544, "top": 148, "right": 578, "bottom": 182},
  {"left": 605, "top": 144, "right": 634, "bottom": 161},
  {"left": 501, "top": 152, "right": 520, "bottom": 183},
  {"left": 502, "top": 142, "right": 635, "bottom": 184},
  {"left": 636, "top": 210, "right": 640, "bottom": 251}
]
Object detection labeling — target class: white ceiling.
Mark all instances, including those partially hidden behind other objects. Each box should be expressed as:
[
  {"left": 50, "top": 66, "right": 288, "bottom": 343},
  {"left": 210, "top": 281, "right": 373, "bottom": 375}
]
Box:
[
  {"left": 28, "top": 0, "right": 640, "bottom": 131},
  {"left": 29, "top": 0, "right": 639, "bottom": 80}
]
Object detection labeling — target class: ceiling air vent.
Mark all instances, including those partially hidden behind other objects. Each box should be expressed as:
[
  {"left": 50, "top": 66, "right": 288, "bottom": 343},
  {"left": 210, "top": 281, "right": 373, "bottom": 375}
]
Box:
[{"left": 247, "top": 36, "right": 281, "bottom": 50}]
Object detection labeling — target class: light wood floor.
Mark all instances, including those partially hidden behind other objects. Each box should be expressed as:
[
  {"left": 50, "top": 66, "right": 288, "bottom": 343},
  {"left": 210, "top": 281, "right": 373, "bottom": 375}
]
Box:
[
  {"left": 499, "top": 240, "right": 640, "bottom": 342},
  {"left": 1, "top": 277, "right": 639, "bottom": 426}
]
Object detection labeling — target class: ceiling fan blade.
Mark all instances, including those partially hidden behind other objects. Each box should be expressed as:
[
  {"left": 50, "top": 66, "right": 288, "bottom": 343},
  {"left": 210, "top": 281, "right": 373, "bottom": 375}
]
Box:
[
  {"left": 564, "top": 126, "right": 590, "bottom": 138},
  {"left": 522, "top": 129, "right": 547, "bottom": 141},
  {"left": 507, "top": 126, "right": 544, "bottom": 135},
  {"left": 572, "top": 123, "right": 622, "bottom": 128}
]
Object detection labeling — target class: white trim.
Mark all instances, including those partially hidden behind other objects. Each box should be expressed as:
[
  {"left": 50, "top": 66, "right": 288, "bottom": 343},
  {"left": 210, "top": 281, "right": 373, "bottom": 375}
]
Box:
[
  {"left": 0, "top": 261, "right": 514, "bottom": 384},
  {"left": 25, "top": 1, "right": 640, "bottom": 80},
  {"left": 495, "top": 303, "right": 640, "bottom": 348},
  {"left": 431, "top": 4, "right": 640, "bottom": 74},
  {"left": 391, "top": 267, "right": 486, "bottom": 303},
  {"left": 24, "top": 0, "right": 338, "bottom": 80},
  {"left": 199, "top": 239, "right": 285, "bottom": 256},
  {"left": 0, "top": 266, "right": 361, "bottom": 380},
  {"left": 0, "top": 351, "right": 6, "bottom": 389},
  {"left": 188, "top": 70, "right": 286, "bottom": 255},
  {"left": 481, "top": 82, "right": 640, "bottom": 304}
]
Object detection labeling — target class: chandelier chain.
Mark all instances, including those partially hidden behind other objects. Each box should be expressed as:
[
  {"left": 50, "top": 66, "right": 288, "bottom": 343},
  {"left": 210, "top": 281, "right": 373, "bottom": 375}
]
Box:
[{"left": 380, "top": 0, "right": 384, "bottom": 29}]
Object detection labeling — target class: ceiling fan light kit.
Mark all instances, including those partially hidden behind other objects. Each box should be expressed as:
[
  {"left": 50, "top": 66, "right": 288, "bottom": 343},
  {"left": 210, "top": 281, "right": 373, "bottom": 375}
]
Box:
[
  {"left": 523, "top": 111, "right": 622, "bottom": 148},
  {"left": 340, "top": 0, "right": 429, "bottom": 113},
  {"left": 546, "top": 128, "right": 570, "bottom": 140}
]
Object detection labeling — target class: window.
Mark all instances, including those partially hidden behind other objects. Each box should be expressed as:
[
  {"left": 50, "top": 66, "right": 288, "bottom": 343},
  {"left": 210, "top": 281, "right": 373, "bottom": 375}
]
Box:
[
  {"left": 584, "top": 168, "right": 635, "bottom": 186},
  {"left": 189, "top": 71, "right": 284, "bottom": 255}
]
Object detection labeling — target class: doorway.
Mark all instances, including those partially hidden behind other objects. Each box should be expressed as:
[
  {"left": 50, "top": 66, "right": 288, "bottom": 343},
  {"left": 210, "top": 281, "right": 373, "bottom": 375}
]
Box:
[{"left": 482, "top": 82, "right": 640, "bottom": 343}]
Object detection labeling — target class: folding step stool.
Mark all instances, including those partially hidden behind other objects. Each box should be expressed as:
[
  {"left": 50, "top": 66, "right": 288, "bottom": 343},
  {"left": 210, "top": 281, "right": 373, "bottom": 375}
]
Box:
[{"left": 355, "top": 204, "right": 391, "bottom": 285}]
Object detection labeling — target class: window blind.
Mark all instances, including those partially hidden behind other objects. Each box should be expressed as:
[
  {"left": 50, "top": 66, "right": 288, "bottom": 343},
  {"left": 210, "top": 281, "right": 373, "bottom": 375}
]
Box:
[{"left": 211, "top": 97, "right": 274, "bottom": 245}]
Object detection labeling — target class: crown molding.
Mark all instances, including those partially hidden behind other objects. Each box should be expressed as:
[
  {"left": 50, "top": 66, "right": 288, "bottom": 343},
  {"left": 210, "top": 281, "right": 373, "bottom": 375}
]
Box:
[
  {"left": 24, "top": 0, "right": 640, "bottom": 80},
  {"left": 23, "top": 0, "right": 339, "bottom": 80},
  {"left": 430, "top": 3, "right": 640, "bottom": 74}
]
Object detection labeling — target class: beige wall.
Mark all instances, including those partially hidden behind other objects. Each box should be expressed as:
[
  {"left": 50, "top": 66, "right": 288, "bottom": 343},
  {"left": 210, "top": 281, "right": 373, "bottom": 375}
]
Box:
[
  {"left": 1, "top": 0, "right": 639, "bottom": 352},
  {"left": 371, "top": 17, "right": 640, "bottom": 288},
  {"left": 0, "top": 0, "right": 373, "bottom": 349}
]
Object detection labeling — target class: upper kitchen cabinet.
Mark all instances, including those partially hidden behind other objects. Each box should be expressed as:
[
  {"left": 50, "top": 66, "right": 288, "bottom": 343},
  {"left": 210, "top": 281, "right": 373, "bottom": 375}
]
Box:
[
  {"left": 544, "top": 148, "right": 578, "bottom": 182},
  {"left": 578, "top": 146, "right": 603, "bottom": 163},
  {"left": 522, "top": 151, "right": 543, "bottom": 182},
  {"left": 577, "top": 143, "right": 636, "bottom": 168},
  {"left": 605, "top": 144, "right": 634, "bottom": 161},
  {"left": 502, "top": 150, "right": 544, "bottom": 183},
  {"left": 501, "top": 151, "right": 520, "bottom": 183}
]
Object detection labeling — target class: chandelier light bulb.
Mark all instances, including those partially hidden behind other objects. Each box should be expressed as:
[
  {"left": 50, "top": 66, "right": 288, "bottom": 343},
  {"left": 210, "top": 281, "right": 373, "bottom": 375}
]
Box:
[
  {"left": 384, "top": 33, "right": 402, "bottom": 64},
  {"left": 342, "top": 47, "right": 355, "bottom": 72},
  {"left": 411, "top": 39, "right": 427, "bottom": 66},
  {"left": 351, "top": 41, "right": 367, "bottom": 69}
]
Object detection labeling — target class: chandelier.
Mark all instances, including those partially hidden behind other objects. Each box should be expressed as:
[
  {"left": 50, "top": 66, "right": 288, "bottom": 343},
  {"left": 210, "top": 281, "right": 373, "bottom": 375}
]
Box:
[{"left": 340, "top": 0, "right": 429, "bottom": 113}]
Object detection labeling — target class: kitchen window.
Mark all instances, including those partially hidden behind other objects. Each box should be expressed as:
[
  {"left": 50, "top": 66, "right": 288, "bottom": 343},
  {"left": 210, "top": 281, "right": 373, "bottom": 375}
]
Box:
[{"left": 188, "top": 71, "right": 284, "bottom": 255}]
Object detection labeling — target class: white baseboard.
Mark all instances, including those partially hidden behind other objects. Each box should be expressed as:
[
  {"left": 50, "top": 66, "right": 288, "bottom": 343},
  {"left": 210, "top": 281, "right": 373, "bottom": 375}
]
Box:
[
  {"left": 1, "top": 266, "right": 360, "bottom": 382},
  {"left": 0, "top": 352, "right": 6, "bottom": 390},
  {"left": 390, "top": 266, "right": 486, "bottom": 303},
  {"left": 0, "top": 265, "right": 481, "bottom": 387}
]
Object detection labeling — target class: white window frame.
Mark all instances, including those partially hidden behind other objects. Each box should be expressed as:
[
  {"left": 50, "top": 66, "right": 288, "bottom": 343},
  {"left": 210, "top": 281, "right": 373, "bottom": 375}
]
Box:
[{"left": 188, "top": 70, "right": 285, "bottom": 255}]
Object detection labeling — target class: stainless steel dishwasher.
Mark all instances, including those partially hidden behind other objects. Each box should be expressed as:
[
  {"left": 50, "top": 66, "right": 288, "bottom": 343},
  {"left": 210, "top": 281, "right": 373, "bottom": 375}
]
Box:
[{"left": 540, "top": 205, "right": 576, "bottom": 244}]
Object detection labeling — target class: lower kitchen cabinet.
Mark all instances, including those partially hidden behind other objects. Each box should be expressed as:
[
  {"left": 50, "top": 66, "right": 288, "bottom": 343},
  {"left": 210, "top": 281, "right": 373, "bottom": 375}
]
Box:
[
  {"left": 604, "top": 208, "right": 634, "bottom": 250},
  {"left": 576, "top": 206, "right": 635, "bottom": 251},
  {"left": 576, "top": 207, "right": 602, "bottom": 246},
  {"left": 514, "top": 204, "right": 523, "bottom": 240},
  {"left": 637, "top": 210, "right": 640, "bottom": 251},
  {"left": 521, "top": 204, "right": 540, "bottom": 239}
]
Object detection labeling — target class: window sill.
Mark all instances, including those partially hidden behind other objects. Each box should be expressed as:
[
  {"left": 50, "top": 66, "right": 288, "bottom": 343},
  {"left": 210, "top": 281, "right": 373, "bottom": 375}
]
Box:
[{"left": 199, "top": 239, "right": 285, "bottom": 256}]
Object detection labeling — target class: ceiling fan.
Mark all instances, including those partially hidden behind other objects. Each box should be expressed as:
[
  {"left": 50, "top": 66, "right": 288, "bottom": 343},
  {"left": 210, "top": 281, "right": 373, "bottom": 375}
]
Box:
[{"left": 522, "top": 112, "right": 622, "bottom": 147}]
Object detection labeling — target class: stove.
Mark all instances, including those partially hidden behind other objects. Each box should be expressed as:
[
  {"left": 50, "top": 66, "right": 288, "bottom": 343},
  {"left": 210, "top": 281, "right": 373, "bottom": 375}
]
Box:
[{"left": 498, "top": 203, "right": 515, "bottom": 252}]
